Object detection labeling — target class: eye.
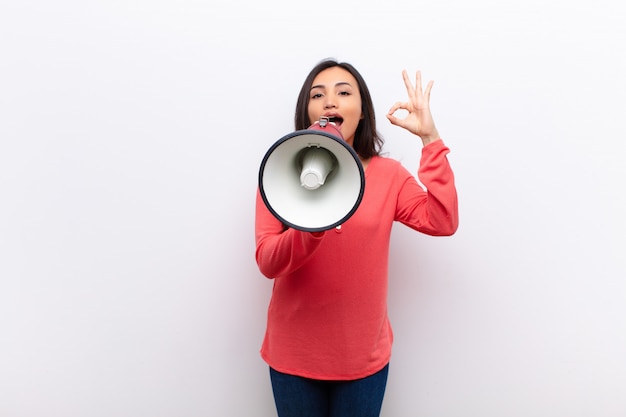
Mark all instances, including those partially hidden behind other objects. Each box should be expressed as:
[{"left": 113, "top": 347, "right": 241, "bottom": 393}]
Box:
[
  {"left": 311, "top": 92, "right": 323, "bottom": 99},
  {"left": 338, "top": 91, "right": 351, "bottom": 96}
]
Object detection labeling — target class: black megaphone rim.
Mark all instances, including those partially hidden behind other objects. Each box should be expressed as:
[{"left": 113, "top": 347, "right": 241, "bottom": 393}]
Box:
[{"left": 258, "top": 129, "right": 365, "bottom": 233}]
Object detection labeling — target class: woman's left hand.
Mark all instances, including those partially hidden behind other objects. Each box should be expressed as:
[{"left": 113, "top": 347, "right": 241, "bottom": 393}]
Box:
[{"left": 387, "top": 70, "right": 440, "bottom": 145}]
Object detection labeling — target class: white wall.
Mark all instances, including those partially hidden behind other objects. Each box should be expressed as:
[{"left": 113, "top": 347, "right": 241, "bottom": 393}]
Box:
[{"left": 1, "top": 1, "right": 624, "bottom": 416}]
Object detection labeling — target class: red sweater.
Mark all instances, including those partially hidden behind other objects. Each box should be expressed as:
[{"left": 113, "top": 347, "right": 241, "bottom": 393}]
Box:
[{"left": 255, "top": 140, "right": 458, "bottom": 380}]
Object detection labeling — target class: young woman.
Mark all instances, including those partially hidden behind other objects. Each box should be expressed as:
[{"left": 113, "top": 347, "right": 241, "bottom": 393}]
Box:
[{"left": 255, "top": 59, "right": 459, "bottom": 417}]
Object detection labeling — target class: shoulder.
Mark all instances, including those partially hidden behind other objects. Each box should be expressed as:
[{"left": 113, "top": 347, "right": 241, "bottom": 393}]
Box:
[
  {"left": 370, "top": 155, "right": 409, "bottom": 175},
  {"left": 366, "top": 156, "right": 414, "bottom": 189},
  {"left": 370, "top": 154, "right": 400, "bottom": 169}
]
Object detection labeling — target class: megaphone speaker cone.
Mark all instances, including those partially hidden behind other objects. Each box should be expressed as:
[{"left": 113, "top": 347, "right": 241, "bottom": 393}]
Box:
[{"left": 259, "top": 122, "right": 365, "bottom": 232}]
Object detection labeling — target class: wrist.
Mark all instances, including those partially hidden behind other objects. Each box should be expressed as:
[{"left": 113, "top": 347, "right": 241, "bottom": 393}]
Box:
[
  {"left": 420, "top": 134, "right": 440, "bottom": 146},
  {"left": 418, "top": 127, "right": 440, "bottom": 146}
]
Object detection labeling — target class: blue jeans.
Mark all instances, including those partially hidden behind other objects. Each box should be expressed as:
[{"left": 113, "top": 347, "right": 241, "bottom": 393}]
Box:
[{"left": 269, "top": 364, "right": 389, "bottom": 417}]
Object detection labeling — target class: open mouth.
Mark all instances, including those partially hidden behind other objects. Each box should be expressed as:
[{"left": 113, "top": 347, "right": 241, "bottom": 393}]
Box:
[
  {"left": 318, "top": 115, "right": 344, "bottom": 129},
  {"left": 326, "top": 116, "right": 343, "bottom": 127}
]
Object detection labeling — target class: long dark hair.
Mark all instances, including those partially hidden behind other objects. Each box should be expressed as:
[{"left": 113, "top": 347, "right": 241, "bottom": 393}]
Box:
[{"left": 294, "top": 59, "right": 384, "bottom": 159}]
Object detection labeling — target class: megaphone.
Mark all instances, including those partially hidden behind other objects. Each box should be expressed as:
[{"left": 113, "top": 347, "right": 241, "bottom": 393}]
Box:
[{"left": 258, "top": 117, "right": 365, "bottom": 232}]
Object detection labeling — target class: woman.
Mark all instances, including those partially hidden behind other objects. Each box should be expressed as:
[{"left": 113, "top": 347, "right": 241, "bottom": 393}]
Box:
[{"left": 255, "top": 59, "right": 458, "bottom": 417}]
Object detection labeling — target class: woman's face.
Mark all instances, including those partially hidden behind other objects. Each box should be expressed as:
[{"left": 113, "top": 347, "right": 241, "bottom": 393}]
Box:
[{"left": 307, "top": 66, "right": 363, "bottom": 147}]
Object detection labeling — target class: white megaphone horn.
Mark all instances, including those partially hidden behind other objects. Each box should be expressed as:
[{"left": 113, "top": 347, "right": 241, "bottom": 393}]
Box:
[{"left": 258, "top": 117, "right": 365, "bottom": 232}]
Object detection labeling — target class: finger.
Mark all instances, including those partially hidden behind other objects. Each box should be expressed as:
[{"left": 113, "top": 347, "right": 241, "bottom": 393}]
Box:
[
  {"left": 387, "top": 102, "right": 406, "bottom": 125},
  {"left": 387, "top": 101, "right": 407, "bottom": 115},
  {"left": 415, "top": 71, "right": 423, "bottom": 97},
  {"left": 401, "top": 70, "right": 415, "bottom": 100},
  {"left": 386, "top": 112, "right": 403, "bottom": 127},
  {"left": 424, "top": 80, "right": 434, "bottom": 102}
]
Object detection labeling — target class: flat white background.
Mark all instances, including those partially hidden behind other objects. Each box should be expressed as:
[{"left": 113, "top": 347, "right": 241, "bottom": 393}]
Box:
[{"left": 1, "top": 1, "right": 624, "bottom": 416}]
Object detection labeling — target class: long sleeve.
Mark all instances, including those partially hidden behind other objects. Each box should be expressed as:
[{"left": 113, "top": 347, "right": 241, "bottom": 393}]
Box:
[
  {"left": 255, "top": 189, "right": 326, "bottom": 278},
  {"left": 395, "top": 139, "right": 459, "bottom": 235}
]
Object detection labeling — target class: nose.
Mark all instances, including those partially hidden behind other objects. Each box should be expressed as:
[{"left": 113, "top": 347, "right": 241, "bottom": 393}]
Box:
[{"left": 323, "top": 96, "right": 336, "bottom": 109}]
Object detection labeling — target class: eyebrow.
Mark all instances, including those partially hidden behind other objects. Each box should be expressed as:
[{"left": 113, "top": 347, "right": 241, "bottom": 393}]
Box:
[{"left": 310, "top": 81, "right": 353, "bottom": 90}]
